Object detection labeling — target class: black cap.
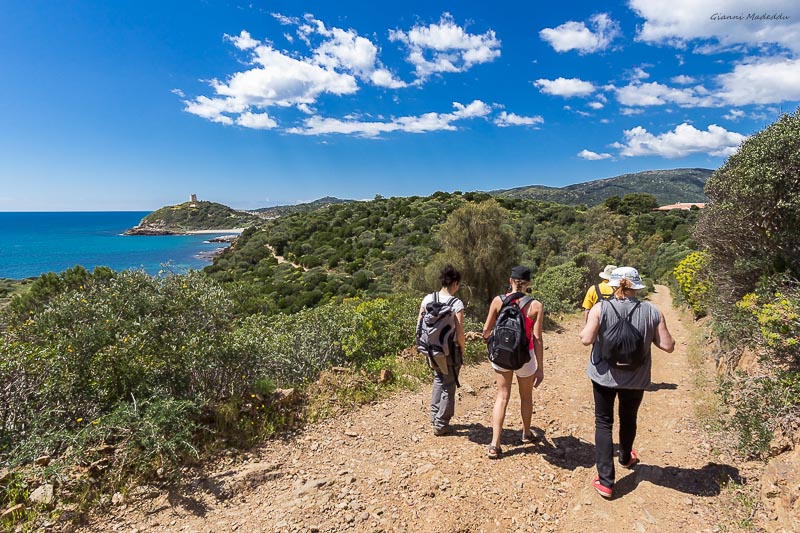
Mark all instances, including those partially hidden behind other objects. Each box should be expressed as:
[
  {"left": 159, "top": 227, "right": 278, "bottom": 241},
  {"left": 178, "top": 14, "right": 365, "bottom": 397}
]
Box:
[{"left": 510, "top": 265, "right": 531, "bottom": 281}]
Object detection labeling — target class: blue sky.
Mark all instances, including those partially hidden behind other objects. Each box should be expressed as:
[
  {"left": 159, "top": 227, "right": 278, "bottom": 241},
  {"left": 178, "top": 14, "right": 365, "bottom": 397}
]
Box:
[{"left": 2, "top": 0, "right": 799, "bottom": 211}]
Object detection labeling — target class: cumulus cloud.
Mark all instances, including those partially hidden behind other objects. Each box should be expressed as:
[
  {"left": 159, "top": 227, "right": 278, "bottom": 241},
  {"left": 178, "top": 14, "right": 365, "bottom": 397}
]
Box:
[
  {"left": 494, "top": 111, "right": 544, "bottom": 127},
  {"left": 671, "top": 75, "right": 696, "bottom": 84},
  {"left": 588, "top": 101, "right": 605, "bottom": 110},
  {"left": 578, "top": 149, "right": 612, "bottom": 160},
  {"left": 287, "top": 100, "right": 491, "bottom": 137},
  {"left": 540, "top": 13, "right": 621, "bottom": 54},
  {"left": 723, "top": 109, "right": 746, "bottom": 120},
  {"left": 717, "top": 57, "right": 800, "bottom": 105},
  {"left": 630, "top": 0, "right": 800, "bottom": 53},
  {"left": 612, "top": 123, "right": 746, "bottom": 158},
  {"left": 615, "top": 81, "right": 716, "bottom": 107},
  {"left": 236, "top": 112, "right": 278, "bottom": 129},
  {"left": 535, "top": 77, "right": 595, "bottom": 97},
  {"left": 183, "top": 16, "right": 412, "bottom": 129},
  {"left": 389, "top": 13, "right": 501, "bottom": 80}
]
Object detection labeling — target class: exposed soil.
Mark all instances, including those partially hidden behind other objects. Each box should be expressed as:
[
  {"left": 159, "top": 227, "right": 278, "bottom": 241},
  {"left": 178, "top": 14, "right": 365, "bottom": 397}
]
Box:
[{"left": 78, "top": 285, "right": 749, "bottom": 533}]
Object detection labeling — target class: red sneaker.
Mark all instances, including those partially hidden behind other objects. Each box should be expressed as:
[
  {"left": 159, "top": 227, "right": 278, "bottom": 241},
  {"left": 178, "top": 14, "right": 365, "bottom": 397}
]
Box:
[
  {"left": 592, "top": 476, "right": 613, "bottom": 498},
  {"left": 620, "top": 449, "right": 640, "bottom": 469}
]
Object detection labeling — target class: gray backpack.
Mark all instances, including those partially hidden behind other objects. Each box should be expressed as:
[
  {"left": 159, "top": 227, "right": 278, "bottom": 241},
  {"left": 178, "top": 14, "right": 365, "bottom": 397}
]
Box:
[{"left": 416, "top": 292, "right": 457, "bottom": 361}]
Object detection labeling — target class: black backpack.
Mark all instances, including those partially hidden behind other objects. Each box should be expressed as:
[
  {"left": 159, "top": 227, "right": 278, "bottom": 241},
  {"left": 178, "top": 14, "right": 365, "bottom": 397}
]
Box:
[
  {"left": 595, "top": 283, "right": 613, "bottom": 301},
  {"left": 599, "top": 300, "right": 646, "bottom": 370},
  {"left": 487, "top": 292, "right": 532, "bottom": 371}
]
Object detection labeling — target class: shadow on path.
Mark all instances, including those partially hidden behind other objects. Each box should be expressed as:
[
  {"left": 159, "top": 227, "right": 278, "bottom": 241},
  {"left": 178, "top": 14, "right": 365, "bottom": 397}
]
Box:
[{"left": 614, "top": 462, "right": 741, "bottom": 499}]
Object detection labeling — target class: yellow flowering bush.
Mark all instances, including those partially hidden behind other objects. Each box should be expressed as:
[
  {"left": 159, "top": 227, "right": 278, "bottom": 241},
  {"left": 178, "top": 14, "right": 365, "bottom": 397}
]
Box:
[{"left": 673, "top": 251, "right": 710, "bottom": 317}]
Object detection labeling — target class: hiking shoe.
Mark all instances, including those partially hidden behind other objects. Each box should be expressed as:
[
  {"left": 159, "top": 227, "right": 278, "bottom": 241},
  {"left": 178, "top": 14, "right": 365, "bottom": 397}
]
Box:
[
  {"left": 433, "top": 426, "right": 452, "bottom": 436},
  {"left": 487, "top": 445, "right": 502, "bottom": 459},
  {"left": 592, "top": 476, "right": 613, "bottom": 499},
  {"left": 521, "top": 430, "right": 539, "bottom": 444},
  {"left": 619, "top": 449, "right": 640, "bottom": 469}
]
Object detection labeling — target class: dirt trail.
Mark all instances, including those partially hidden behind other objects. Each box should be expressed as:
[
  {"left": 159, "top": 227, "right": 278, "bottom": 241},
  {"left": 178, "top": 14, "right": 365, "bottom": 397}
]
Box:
[{"left": 82, "top": 285, "right": 741, "bottom": 533}]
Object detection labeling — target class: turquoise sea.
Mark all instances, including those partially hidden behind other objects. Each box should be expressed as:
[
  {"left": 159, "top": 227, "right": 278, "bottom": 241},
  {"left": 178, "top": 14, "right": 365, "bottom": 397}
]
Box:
[{"left": 0, "top": 212, "right": 237, "bottom": 279}]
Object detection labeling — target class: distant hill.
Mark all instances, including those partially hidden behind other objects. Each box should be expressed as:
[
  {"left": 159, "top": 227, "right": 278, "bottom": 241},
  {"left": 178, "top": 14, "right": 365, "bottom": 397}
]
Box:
[
  {"left": 252, "top": 196, "right": 353, "bottom": 218},
  {"left": 491, "top": 168, "right": 712, "bottom": 205},
  {"left": 125, "top": 201, "right": 260, "bottom": 235}
]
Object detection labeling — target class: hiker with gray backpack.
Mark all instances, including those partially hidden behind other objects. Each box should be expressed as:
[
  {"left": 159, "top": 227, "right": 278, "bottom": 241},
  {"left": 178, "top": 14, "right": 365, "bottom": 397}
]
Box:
[
  {"left": 482, "top": 266, "right": 544, "bottom": 459},
  {"left": 579, "top": 266, "right": 675, "bottom": 499},
  {"left": 416, "top": 265, "right": 466, "bottom": 436}
]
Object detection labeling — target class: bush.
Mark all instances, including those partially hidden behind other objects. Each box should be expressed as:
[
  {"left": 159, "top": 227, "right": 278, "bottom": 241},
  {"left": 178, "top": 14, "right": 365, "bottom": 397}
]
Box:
[
  {"left": 532, "top": 261, "right": 589, "bottom": 315},
  {"left": 673, "top": 251, "right": 711, "bottom": 318}
]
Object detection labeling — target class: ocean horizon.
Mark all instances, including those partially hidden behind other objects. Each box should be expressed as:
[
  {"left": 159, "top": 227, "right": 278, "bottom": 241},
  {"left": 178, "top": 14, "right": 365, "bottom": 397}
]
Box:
[{"left": 0, "top": 211, "right": 237, "bottom": 279}]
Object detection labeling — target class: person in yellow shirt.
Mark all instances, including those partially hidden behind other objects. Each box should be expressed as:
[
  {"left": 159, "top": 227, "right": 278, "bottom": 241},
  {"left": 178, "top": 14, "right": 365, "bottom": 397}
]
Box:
[{"left": 582, "top": 264, "right": 617, "bottom": 323}]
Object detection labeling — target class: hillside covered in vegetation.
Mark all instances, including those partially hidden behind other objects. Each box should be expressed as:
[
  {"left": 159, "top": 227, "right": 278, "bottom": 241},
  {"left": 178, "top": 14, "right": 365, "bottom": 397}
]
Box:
[
  {"left": 125, "top": 200, "right": 259, "bottom": 234},
  {"left": 492, "top": 167, "right": 711, "bottom": 205},
  {"left": 252, "top": 196, "right": 353, "bottom": 218}
]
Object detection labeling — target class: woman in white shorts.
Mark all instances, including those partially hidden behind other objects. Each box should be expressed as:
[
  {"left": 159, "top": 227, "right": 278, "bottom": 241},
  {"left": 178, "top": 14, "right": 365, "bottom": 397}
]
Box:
[{"left": 482, "top": 265, "right": 545, "bottom": 458}]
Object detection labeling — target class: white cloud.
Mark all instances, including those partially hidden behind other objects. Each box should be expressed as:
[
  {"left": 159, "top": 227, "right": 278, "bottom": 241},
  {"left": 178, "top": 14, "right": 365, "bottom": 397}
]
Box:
[
  {"left": 535, "top": 77, "right": 595, "bottom": 97},
  {"left": 286, "top": 100, "right": 491, "bottom": 137},
  {"left": 630, "top": 67, "right": 650, "bottom": 80},
  {"left": 236, "top": 112, "right": 278, "bottom": 129},
  {"left": 671, "top": 75, "right": 696, "bottom": 84},
  {"left": 184, "top": 17, "right": 410, "bottom": 128},
  {"left": 170, "top": 88, "right": 185, "bottom": 98},
  {"left": 615, "top": 81, "right": 716, "bottom": 107},
  {"left": 578, "top": 149, "right": 612, "bottom": 160},
  {"left": 494, "top": 111, "right": 544, "bottom": 127},
  {"left": 630, "top": 0, "right": 800, "bottom": 53},
  {"left": 389, "top": 13, "right": 501, "bottom": 80},
  {"left": 620, "top": 107, "right": 644, "bottom": 115},
  {"left": 540, "top": 13, "right": 621, "bottom": 54},
  {"left": 717, "top": 57, "right": 800, "bottom": 105},
  {"left": 612, "top": 123, "right": 747, "bottom": 158},
  {"left": 588, "top": 101, "right": 605, "bottom": 109},
  {"left": 723, "top": 109, "right": 746, "bottom": 120},
  {"left": 225, "top": 30, "right": 259, "bottom": 50},
  {"left": 370, "top": 68, "right": 407, "bottom": 88}
]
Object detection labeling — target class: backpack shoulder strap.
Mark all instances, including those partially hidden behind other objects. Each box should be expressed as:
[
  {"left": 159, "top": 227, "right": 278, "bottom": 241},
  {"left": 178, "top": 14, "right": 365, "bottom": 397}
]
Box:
[
  {"left": 625, "top": 300, "right": 642, "bottom": 322},
  {"left": 433, "top": 291, "right": 439, "bottom": 303},
  {"left": 520, "top": 295, "right": 533, "bottom": 311},
  {"left": 502, "top": 292, "right": 526, "bottom": 306},
  {"left": 604, "top": 299, "right": 622, "bottom": 320},
  {"left": 445, "top": 296, "right": 457, "bottom": 307}
]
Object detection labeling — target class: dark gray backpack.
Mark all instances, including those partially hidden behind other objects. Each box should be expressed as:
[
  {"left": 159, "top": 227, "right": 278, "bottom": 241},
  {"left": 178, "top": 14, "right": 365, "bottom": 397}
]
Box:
[{"left": 599, "top": 300, "right": 645, "bottom": 369}]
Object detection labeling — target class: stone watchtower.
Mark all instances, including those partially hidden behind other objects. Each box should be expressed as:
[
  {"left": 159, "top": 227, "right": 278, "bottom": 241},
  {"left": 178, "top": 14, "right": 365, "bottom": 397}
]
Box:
[{"left": 189, "top": 193, "right": 198, "bottom": 208}]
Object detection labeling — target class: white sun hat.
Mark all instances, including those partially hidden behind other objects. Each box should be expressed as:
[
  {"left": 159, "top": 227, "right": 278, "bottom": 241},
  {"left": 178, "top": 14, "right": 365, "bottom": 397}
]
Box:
[
  {"left": 598, "top": 264, "right": 618, "bottom": 280},
  {"left": 607, "top": 266, "right": 646, "bottom": 290}
]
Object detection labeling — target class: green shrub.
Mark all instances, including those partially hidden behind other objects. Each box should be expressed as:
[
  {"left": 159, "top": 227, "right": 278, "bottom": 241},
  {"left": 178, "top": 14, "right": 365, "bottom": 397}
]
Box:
[{"left": 532, "top": 261, "right": 589, "bottom": 315}]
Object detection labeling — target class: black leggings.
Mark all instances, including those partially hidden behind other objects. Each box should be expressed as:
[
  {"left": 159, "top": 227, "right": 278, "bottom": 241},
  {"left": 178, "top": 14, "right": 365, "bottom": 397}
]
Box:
[{"left": 592, "top": 380, "right": 645, "bottom": 488}]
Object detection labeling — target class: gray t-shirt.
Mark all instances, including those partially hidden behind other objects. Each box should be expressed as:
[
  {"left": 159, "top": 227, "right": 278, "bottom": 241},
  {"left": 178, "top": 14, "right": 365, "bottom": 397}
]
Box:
[{"left": 586, "top": 297, "right": 662, "bottom": 389}]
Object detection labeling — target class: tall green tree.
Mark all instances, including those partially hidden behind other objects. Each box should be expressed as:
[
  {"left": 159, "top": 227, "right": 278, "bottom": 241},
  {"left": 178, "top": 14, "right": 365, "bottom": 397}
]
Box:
[
  {"left": 696, "top": 108, "right": 800, "bottom": 306},
  {"left": 437, "top": 200, "right": 519, "bottom": 316}
]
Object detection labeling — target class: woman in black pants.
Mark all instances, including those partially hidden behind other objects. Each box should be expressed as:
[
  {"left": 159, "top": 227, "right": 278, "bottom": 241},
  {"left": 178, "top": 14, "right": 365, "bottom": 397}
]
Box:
[{"left": 579, "top": 267, "right": 675, "bottom": 498}]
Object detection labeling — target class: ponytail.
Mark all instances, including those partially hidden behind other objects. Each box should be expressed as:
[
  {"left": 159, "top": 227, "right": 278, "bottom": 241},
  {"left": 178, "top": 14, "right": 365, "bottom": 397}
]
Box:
[{"left": 613, "top": 278, "right": 632, "bottom": 299}]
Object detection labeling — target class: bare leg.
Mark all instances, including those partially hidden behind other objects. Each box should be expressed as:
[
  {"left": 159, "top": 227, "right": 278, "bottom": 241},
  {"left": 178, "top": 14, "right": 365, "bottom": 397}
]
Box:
[
  {"left": 517, "top": 374, "right": 534, "bottom": 435},
  {"left": 491, "top": 370, "right": 514, "bottom": 447}
]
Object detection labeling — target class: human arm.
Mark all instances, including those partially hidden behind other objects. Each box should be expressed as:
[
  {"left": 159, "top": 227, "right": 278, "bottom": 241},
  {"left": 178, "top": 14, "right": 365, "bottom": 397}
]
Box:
[
  {"left": 528, "top": 300, "right": 545, "bottom": 387},
  {"left": 581, "top": 286, "right": 597, "bottom": 324},
  {"left": 481, "top": 296, "right": 502, "bottom": 341},
  {"left": 455, "top": 309, "right": 466, "bottom": 353},
  {"left": 653, "top": 312, "right": 675, "bottom": 353},
  {"left": 579, "top": 304, "right": 601, "bottom": 345}
]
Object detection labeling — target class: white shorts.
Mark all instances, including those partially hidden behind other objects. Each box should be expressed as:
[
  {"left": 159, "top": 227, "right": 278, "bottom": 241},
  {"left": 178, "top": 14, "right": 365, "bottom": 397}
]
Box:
[{"left": 491, "top": 348, "right": 538, "bottom": 378}]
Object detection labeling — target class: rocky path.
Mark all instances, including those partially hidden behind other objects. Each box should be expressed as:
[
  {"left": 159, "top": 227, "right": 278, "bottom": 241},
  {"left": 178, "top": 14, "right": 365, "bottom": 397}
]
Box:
[{"left": 82, "top": 285, "right": 742, "bottom": 533}]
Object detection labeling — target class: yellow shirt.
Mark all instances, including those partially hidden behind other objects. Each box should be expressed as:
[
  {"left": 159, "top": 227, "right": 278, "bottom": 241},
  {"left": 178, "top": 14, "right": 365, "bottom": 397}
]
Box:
[{"left": 582, "top": 280, "right": 614, "bottom": 310}]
